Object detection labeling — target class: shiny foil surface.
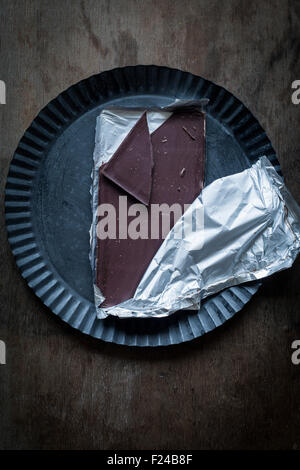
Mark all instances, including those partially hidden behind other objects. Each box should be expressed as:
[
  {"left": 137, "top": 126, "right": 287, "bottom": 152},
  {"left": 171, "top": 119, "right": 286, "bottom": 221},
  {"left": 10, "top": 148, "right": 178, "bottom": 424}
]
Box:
[{"left": 91, "top": 109, "right": 300, "bottom": 319}]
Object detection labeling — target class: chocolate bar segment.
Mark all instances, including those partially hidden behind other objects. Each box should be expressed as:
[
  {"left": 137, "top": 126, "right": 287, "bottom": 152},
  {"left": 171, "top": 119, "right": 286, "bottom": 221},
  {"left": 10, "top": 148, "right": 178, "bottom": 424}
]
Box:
[
  {"left": 96, "top": 110, "right": 205, "bottom": 308},
  {"left": 150, "top": 111, "right": 205, "bottom": 206}
]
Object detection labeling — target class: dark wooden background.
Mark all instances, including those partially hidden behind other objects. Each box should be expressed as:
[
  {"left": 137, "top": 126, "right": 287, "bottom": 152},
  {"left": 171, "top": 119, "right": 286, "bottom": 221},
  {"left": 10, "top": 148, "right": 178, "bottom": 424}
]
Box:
[{"left": 1, "top": 0, "right": 300, "bottom": 450}]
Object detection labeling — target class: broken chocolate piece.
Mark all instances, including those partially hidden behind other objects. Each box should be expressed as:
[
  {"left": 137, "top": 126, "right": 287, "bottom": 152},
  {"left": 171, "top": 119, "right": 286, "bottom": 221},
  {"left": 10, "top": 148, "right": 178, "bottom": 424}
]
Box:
[
  {"left": 102, "top": 112, "right": 153, "bottom": 206},
  {"left": 96, "top": 110, "right": 205, "bottom": 308}
]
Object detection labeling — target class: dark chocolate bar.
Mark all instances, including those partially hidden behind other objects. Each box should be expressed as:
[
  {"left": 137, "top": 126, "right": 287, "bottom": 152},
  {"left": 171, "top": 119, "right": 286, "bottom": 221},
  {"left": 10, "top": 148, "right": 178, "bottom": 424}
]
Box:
[{"left": 96, "top": 110, "right": 205, "bottom": 308}]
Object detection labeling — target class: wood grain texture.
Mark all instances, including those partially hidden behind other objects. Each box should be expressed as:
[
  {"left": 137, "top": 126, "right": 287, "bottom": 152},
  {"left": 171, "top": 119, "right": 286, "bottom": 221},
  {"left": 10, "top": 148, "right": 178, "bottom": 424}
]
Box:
[{"left": 0, "top": 0, "right": 300, "bottom": 450}]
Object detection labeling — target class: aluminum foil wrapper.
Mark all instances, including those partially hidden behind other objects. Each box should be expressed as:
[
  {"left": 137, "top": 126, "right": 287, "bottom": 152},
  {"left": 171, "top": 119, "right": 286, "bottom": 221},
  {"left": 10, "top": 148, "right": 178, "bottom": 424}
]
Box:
[{"left": 91, "top": 108, "right": 300, "bottom": 319}]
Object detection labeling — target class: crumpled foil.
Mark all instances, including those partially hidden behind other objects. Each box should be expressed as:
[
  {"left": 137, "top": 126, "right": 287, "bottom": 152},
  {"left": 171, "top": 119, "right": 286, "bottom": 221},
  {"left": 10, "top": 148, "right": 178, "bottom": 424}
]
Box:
[{"left": 91, "top": 108, "right": 300, "bottom": 320}]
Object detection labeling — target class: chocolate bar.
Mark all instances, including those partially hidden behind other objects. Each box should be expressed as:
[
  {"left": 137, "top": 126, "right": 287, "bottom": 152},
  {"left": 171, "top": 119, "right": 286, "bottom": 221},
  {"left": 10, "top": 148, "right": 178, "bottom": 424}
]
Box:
[{"left": 96, "top": 109, "right": 205, "bottom": 308}]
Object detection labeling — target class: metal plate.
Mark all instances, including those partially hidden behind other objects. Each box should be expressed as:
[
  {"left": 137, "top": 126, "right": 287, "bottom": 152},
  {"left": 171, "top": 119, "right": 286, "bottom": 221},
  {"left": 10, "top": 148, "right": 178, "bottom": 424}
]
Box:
[{"left": 5, "top": 65, "right": 281, "bottom": 346}]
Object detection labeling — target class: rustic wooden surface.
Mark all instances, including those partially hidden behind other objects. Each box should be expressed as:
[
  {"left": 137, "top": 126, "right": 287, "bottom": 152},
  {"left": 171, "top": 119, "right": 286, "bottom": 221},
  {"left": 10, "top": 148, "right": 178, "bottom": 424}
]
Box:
[{"left": 1, "top": 0, "right": 300, "bottom": 450}]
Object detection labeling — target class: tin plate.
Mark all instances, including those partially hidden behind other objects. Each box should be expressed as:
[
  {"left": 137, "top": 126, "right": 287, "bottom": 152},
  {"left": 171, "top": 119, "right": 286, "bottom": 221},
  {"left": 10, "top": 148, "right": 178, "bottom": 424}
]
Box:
[{"left": 5, "top": 65, "right": 281, "bottom": 346}]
